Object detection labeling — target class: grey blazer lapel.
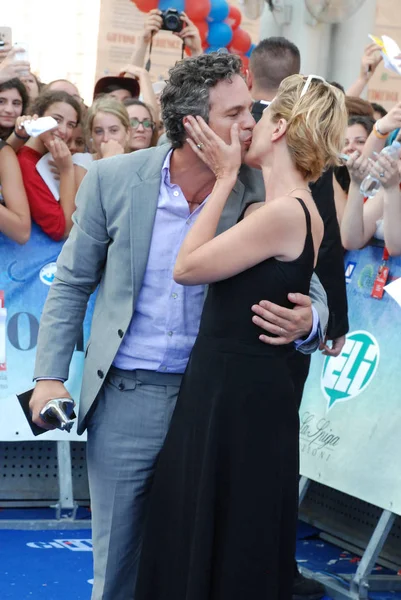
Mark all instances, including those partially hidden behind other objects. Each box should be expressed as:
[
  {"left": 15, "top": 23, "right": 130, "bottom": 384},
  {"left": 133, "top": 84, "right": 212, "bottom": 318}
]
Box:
[
  {"left": 216, "top": 177, "right": 246, "bottom": 235},
  {"left": 130, "top": 145, "right": 172, "bottom": 300}
]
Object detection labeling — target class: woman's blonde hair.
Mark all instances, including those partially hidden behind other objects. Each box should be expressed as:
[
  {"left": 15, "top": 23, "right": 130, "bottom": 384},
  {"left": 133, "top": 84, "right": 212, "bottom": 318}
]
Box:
[
  {"left": 269, "top": 74, "right": 347, "bottom": 181},
  {"left": 85, "top": 95, "right": 130, "bottom": 142}
]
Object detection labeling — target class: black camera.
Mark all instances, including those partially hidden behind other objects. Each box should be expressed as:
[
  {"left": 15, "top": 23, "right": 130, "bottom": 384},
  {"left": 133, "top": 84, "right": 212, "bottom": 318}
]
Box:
[{"left": 161, "top": 8, "right": 184, "bottom": 33}]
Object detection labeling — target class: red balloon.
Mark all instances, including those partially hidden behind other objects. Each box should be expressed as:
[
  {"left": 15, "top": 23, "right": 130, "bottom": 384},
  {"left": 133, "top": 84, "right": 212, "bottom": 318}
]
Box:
[
  {"left": 131, "top": 0, "right": 158, "bottom": 12},
  {"left": 225, "top": 6, "right": 242, "bottom": 30},
  {"left": 229, "top": 28, "right": 252, "bottom": 53},
  {"left": 228, "top": 27, "right": 252, "bottom": 55},
  {"left": 185, "top": 0, "right": 211, "bottom": 21},
  {"left": 193, "top": 20, "right": 209, "bottom": 44}
]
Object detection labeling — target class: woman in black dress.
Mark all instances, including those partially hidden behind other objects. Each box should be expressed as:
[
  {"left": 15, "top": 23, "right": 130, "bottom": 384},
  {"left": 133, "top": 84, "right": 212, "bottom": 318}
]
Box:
[{"left": 135, "top": 74, "right": 347, "bottom": 600}]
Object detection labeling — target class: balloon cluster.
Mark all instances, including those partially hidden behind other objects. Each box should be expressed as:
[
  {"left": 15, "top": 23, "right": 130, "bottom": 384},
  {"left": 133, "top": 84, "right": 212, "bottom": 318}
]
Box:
[{"left": 132, "top": 0, "right": 256, "bottom": 70}]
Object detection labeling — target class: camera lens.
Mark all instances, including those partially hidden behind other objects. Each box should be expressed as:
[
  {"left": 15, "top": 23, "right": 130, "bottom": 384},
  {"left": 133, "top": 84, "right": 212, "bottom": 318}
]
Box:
[{"left": 165, "top": 15, "right": 179, "bottom": 30}]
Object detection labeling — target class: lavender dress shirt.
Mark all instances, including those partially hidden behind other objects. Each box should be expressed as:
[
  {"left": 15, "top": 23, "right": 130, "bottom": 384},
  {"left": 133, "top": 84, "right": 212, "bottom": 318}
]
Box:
[{"left": 113, "top": 150, "right": 317, "bottom": 374}]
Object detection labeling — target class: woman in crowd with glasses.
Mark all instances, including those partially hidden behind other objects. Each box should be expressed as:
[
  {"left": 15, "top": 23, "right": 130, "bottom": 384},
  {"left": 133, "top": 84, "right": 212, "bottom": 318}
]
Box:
[
  {"left": 123, "top": 98, "right": 158, "bottom": 151},
  {"left": 73, "top": 95, "right": 130, "bottom": 190}
]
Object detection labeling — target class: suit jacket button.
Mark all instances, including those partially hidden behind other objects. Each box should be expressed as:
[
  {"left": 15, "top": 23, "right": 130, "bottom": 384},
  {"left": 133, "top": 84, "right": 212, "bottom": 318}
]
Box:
[
  {"left": 97, "top": 369, "right": 104, "bottom": 379},
  {"left": 118, "top": 382, "right": 125, "bottom": 391},
  {"left": 118, "top": 329, "right": 124, "bottom": 338}
]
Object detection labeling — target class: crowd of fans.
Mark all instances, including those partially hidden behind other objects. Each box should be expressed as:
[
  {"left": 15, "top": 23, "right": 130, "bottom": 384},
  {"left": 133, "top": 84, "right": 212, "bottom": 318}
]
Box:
[
  {"left": 0, "top": 10, "right": 201, "bottom": 244},
  {"left": 1, "top": 13, "right": 401, "bottom": 256}
]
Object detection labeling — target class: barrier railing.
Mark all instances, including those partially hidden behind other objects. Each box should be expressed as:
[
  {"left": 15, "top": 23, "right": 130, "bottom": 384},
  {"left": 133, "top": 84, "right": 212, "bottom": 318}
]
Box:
[{"left": 1, "top": 229, "right": 401, "bottom": 597}]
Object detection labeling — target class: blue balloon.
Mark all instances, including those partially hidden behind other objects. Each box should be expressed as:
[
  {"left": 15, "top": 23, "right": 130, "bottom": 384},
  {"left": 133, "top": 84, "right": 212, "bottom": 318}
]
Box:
[
  {"left": 207, "top": 22, "right": 233, "bottom": 48},
  {"left": 207, "top": 0, "right": 229, "bottom": 23},
  {"left": 158, "top": 0, "right": 185, "bottom": 12},
  {"left": 246, "top": 43, "right": 256, "bottom": 58}
]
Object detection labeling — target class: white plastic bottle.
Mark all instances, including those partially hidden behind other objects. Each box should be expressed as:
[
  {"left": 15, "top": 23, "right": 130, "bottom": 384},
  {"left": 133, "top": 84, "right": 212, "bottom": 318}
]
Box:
[{"left": 360, "top": 140, "right": 401, "bottom": 198}]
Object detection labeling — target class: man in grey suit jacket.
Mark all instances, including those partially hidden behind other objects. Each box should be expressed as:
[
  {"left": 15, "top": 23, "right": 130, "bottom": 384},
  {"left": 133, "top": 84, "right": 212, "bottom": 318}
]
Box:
[{"left": 30, "top": 53, "right": 328, "bottom": 600}]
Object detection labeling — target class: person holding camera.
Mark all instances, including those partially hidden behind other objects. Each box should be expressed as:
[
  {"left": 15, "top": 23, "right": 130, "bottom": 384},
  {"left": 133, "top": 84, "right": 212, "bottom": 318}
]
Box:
[
  {"left": 130, "top": 9, "right": 203, "bottom": 70},
  {"left": 29, "top": 53, "right": 328, "bottom": 600}
]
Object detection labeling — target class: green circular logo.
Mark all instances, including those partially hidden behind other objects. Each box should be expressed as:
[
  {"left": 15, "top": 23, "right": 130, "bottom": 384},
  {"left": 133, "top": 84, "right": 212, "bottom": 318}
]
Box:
[{"left": 321, "top": 331, "right": 380, "bottom": 410}]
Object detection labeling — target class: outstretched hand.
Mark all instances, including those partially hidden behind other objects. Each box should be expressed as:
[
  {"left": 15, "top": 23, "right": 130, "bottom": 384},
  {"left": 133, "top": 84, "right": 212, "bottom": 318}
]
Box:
[
  {"left": 184, "top": 115, "right": 241, "bottom": 180},
  {"left": 0, "top": 46, "right": 31, "bottom": 84},
  {"left": 174, "top": 13, "right": 203, "bottom": 56},
  {"left": 360, "top": 43, "right": 382, "bottom": 81},
  {"left": 368, "top": 152, "right": 400, "bottom": 189},
  {"left": 14, "top": 114, "right": 39, "bottom": 140},
  {"left": 143, "top": 9, "right": 163, "bottom": 44},
  {"left": 345, "top": 151, "right": 370, "bottom": 185}
]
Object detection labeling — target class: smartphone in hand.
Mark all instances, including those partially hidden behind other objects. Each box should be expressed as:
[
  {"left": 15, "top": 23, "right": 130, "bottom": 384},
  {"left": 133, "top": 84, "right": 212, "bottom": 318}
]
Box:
[{"left": 0, "top": 26, "right": 12, "bottom": 48}]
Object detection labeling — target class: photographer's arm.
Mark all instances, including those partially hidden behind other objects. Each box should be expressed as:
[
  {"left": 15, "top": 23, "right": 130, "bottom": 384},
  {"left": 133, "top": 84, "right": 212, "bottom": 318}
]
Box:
[
  {"left": 0, "top": 46, "right": 31, "bottom": 83},
  {"left": 346, "top": 43, "right": 382, "bottom": 98},
  {"left": 130, "top": 9, "right": 163, "bottom": 67}
]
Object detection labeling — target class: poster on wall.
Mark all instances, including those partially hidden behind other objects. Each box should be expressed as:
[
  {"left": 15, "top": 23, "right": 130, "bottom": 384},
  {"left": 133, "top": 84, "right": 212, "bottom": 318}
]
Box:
[
  {"left": 94, "top": 0, "right": 260, "bottom": 87},
  {"left": 0, "top": 225, "right": 94, "bottom": 442},
  {"left": 367, "top": 0, "right": 401, "bottom": 109},
  {"left": 300, "top": 244, "right": 401, "bottom": 516}
]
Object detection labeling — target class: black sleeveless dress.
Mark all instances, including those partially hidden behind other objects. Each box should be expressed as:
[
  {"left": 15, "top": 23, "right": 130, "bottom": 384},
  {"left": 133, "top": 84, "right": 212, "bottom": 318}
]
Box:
[{"left": 135, "top": 199, "right": 315, "bottom": 600}]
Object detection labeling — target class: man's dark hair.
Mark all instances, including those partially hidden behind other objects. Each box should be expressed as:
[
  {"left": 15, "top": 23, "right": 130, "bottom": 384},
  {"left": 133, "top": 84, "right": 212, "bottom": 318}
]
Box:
[
  {"left": 348, "top": 114, "right": 375, "bottom": 136},
  {"left": 249, "top": 37, "right": 301, "bottom": 92},
  {"left": 161, "top": 52, "right": 242, "bottom": 149},
  {"left": 31, "top": 90, "right": 82, "bottom": 123},
  {"left": 371, "top": 102, "right": 387, "bottom": 118}
]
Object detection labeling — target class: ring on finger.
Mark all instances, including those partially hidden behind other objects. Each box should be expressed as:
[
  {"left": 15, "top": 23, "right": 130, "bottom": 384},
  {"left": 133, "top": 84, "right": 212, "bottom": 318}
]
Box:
[
  {"left": 196, "top": 143, "right": 204, "bottom": 150},
  {"left": 379, "top": 171, "right": 385, "bottom": 178}
]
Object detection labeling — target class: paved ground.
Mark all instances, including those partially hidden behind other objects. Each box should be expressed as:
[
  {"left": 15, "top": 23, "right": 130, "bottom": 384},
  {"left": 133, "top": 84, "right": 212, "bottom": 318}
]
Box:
[{"left": 0, "top": 513, "right": 399, "bottom": 599}]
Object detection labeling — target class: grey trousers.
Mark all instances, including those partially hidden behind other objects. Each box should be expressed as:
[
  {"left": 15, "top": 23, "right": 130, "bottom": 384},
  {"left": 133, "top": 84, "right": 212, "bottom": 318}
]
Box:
[{"left": 86, "top": 367, "right": 182, "bottom": 600}]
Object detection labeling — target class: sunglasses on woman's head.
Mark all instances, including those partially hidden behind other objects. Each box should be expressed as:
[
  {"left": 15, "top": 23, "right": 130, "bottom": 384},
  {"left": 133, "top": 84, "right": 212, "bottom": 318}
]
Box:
[
  {"left": 130, "top": 118, "right": 155, "bottom": 130},
  {"left": 300, "top": 74, "right": 327, "bottom": 98}
]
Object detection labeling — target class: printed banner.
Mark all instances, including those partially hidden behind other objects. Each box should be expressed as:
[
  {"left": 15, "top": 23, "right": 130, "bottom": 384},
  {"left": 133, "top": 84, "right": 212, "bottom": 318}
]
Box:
[
  {"left": 3, "top": 224, "right": 401, "bottom": 515},
  {"left": 0, "top": 224, "right": 94, "bottom": 441},
  {"left": 300, "top": 244, "right": 401, "bottom": 516}
]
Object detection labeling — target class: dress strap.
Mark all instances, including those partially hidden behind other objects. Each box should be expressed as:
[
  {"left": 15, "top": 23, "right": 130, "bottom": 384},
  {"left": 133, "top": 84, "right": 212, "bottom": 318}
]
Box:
[
  {"left": 288, "top": 197, "right": 315, "bottom": 266},
  {"left": 295, "top": 197, "right": 312, "bottom": 237}
]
